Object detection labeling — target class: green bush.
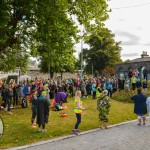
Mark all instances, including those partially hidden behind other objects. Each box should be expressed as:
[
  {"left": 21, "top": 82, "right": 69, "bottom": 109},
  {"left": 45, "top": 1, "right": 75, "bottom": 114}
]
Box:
[{"left": 112, "top": 85, "right": 150, "bottom": 103}]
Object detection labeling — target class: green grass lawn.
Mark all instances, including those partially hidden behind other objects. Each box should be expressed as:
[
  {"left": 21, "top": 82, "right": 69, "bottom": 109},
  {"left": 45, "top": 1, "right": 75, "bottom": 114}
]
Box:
[{"left": 0, "top": 96, "right": 137, "bottom": 149}]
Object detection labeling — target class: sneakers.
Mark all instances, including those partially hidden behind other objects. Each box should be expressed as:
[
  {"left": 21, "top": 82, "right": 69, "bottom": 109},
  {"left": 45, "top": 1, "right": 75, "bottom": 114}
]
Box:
[
  {"left": 38, "top": 129, "right": 47, "bottom": 132},
  {"left": 76, "top": 129, "right": 80, "bottom": 133},
  {"left": 10, "top": 105, "right": 14, "bottom": 109},
  {"left": 42, "top": 129, "right": 47, "bottom": 132},
  {"left": 38, "top": 129, "right": 42, "bottom": 132},
  {"left": 72, "top": 130, "right": 79, "bottom": 135},
  {"left": 137, "top": 123, "right": 141, "bottom": 126},
  {"left": 7, "top": 111, "right": 13, "bottom": 115}
]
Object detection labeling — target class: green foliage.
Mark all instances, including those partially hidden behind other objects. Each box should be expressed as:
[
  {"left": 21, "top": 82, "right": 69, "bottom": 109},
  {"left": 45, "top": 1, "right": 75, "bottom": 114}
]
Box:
[
  {"left": 113, "top": 90, "right": 136, "bottom": 103},
  {"left": 0, "top": 46, "right": 29, "bottom": 73},
  {"left": 75, "top": 58, "right": 81, "bottom": 70},
  {"left": 0, "top": 0, "right": 110, "bottom": 73},
  {"left": 123, "top": 59, "right": 131, "bottom": 63},
  {"left": 112, "top": 85, "right": 150, "bottom": 103},
  {"left": 83, "top": 27, "right": 122, "bottom": 74}
]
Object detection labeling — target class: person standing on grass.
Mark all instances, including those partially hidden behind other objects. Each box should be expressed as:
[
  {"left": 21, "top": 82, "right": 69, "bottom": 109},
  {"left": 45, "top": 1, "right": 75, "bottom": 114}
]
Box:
[
  {"left": 142, "top": 80, "right": 147, "bottom": 91},
  {"left": 18, "top": 85, "right": 24, "bottom": 107},
  {"left": 105, "top": 78, "right": 113, "bottom": 98},
  {"left": 92, "top": 80, "right": 97, "bottom": 99},
  {"left": 1, "top": 85, "right": 13, "bottom": 114},
  {"left": 131, "top": 75, "right": 137, "bottom": 90},
  {"left": 125, "top": 78, "right": 130, "bottom": 91},
  {"left": 146, "top": 96, "right": 150, "bottom": 123},
  {"left": 31, "top": 90, "right": 37, "bottom": 128},
  {"left": 73, "top": 90, "right": 85, "bottom": 135},
  {"left": 97, "top": 90, "right": 111, "bottom": 129},
  {"left": 13, "top": 83, "right": 19, "bottom": 108},
  {"left": 36, "top": 91, "right": 50, "bottom": 132},
  {"left": 131, "top": 87, "right": 147, "bottom": 126}
]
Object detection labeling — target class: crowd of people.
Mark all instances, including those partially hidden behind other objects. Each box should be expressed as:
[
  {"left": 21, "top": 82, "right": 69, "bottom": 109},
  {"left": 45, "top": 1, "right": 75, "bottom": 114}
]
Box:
[{"left": 0, "top": 69, "right": 149, "bottom": 133}]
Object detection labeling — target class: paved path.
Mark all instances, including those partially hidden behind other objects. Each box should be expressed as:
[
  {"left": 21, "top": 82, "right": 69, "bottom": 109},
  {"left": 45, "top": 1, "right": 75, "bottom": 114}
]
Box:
[{"left": 9, "top": 120, "right": 150, "bottom": 150}]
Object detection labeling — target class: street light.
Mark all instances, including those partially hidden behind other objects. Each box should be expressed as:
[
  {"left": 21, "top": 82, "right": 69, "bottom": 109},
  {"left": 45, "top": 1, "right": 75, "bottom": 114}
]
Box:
[
  {"left": 80, "top": 25, "right": 84, "bottom": 79},
  {"left": 92, "top": 64, "right": 93, "bottom": 77}
]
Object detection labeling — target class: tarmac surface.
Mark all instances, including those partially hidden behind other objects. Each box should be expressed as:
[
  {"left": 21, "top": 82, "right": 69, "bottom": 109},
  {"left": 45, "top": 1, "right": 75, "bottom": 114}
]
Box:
[{"left": 9, "top": 119, "right": 150, "bottom": 150}]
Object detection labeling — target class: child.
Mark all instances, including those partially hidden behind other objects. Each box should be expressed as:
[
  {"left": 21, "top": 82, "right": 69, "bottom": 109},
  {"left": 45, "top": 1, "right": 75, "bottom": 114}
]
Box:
[
  {"left": 143, "top": 80, "right": 147, "bottom": 91},
  {"left": 73, "top": 90, "right": 85, "bottom": 135},
  {"left": 125, "top": 78, "right": 130, "bottom": 91},
  {"left": 136, "top": 78, "right": 142, "bottom": 88}
]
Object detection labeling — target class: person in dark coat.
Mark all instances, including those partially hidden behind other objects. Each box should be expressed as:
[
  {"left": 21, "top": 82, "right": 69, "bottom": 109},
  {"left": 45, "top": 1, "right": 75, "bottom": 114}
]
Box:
[
  {"left": 31, "top": 90, "right": 37, "bottom": 128},
  {"left": 36, "top": 91, "right": 50, "bottom": 132},
  {"left": 143, "top": 68, "right": 148, "bottom": 81},
  {"left": 1, "top": 84, "right": 13, "bottom": 114},
  {"left": 131, "top": 87, "right": 147, "bottom": 126}
]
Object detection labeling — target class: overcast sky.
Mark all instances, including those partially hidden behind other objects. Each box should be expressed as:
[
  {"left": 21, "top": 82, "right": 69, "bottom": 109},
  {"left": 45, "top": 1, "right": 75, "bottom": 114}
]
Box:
[
  {"left": 75, "top": 0, "right": 150, "bottom": 61},
  {"left": 105, "top": 0, "right": 150, "bottom": 61}
]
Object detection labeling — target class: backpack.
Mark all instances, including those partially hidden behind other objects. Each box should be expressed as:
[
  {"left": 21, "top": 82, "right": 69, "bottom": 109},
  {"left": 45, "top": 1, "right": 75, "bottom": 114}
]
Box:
[
  {"left": 21, "top": 97, "right": 28, "bottom": 108},
  {"left": 53, "top": 103, "right": 62, "bottom": 111}
]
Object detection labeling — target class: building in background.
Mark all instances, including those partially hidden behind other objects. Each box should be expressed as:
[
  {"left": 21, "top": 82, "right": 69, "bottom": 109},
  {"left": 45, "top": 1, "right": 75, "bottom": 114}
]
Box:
[{"left": 115, "top": 51, "right": 150, "bottom": 80}]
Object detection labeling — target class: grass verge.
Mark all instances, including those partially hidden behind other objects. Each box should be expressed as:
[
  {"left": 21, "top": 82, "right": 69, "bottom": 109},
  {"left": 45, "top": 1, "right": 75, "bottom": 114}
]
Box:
[{"left": 0, "top": 97, "right": 137, "bottom": 149}]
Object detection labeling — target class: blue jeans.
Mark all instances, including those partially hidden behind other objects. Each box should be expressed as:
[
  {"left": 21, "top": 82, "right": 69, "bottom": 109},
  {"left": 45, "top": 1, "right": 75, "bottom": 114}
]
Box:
[
  {"left": 75, "top": 113, "right": 81, "bottom": 129},
  {"left": 107, "top": 89, "right": 112, "bottom": 98}
]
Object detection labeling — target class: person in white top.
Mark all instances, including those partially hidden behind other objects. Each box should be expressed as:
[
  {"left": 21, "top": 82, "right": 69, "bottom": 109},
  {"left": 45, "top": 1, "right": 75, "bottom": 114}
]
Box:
[{"left": 146, "top": 96, "right": 150, "bottom": 117}]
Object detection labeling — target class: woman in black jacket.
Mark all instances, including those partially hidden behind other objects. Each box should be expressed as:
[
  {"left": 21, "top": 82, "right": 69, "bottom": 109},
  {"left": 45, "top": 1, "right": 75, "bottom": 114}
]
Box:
[{"left": 36, "top": 91, "right": 50, "bottom": 132}]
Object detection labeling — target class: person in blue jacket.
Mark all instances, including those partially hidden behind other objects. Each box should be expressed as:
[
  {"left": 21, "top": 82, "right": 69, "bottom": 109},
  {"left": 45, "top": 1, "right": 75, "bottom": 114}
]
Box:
[{"left": 131, "top": 87, "right": 147, "bottom": 126}]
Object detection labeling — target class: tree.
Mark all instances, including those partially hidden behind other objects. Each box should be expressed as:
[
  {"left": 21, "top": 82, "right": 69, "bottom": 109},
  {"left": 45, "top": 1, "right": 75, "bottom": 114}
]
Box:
[
  {"left": 83, "top": 27, "right": 122, "bottom": 75},
  {"left": 0, "top": 0, "right": 110, "bottom": 73},
  {"left": 0, "top": 45, "right": 29, "bottom": 73},
  {"left": 124, "top": 59, "right": 131, "bottom": 63}
]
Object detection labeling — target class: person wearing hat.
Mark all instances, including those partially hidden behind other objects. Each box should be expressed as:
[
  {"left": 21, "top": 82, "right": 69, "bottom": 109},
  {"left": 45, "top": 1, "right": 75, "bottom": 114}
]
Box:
[
  {"left": 36, "top": 90, "right": 50, "bottom": 132},
  {"left": 131, "top": 87, "right": 147, "bottom": 126}
]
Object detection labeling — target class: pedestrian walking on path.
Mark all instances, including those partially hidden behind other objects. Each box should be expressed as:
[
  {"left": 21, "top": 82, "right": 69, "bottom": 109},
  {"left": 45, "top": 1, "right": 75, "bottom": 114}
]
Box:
[{"left": 131, "top": 87, "right": 147, "bottom": 126}]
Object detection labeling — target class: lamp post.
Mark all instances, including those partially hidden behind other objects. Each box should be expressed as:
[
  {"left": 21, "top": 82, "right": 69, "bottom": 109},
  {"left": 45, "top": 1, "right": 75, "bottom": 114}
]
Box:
[
  {"left": 80, "top": 36, "right": 83, "bottom": 79},
  {"left": 48, "top": 64, "right": 50, "bottom": 79},
  {"left": 80, "top": 24, "right": 84, "bottom": 79},
  {"left": 92, "top": 64, "right": 93, "bottom": 77}
]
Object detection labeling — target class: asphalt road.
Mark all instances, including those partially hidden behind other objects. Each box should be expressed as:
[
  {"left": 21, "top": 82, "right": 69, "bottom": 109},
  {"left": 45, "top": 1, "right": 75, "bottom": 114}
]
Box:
[{"left": 9, "top": 119, "right": 150, "bottom": 150}]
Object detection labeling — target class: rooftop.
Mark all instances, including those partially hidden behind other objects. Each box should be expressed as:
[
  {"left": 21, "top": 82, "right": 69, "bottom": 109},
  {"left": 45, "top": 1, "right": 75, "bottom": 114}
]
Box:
[{"left": 131, "top": 57, "right": 150, "bottom": 63}]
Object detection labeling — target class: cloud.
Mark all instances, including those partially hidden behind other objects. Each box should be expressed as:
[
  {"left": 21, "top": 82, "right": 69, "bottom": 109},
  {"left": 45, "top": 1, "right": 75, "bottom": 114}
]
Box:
[
  {"left": 118, "top": 18, "right": 125, "bottom": 22},
  {"left": 121, "top": 52, "right": 139, "bottom": 57},
  {"left": 141, "top": 42, "right": 150, "bottom": 46},
  {"left": 116, "top": 31, "right": 140, "bottom": 45}
]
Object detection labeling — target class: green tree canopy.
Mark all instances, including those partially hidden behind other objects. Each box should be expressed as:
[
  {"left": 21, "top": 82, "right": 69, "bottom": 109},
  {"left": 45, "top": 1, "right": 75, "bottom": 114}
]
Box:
[
  {"left": 83, "top": 27, "right": 122, "bottom": 74},
  {"left": 0, "top": 0, "right": 110, "bottom": 73}
]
